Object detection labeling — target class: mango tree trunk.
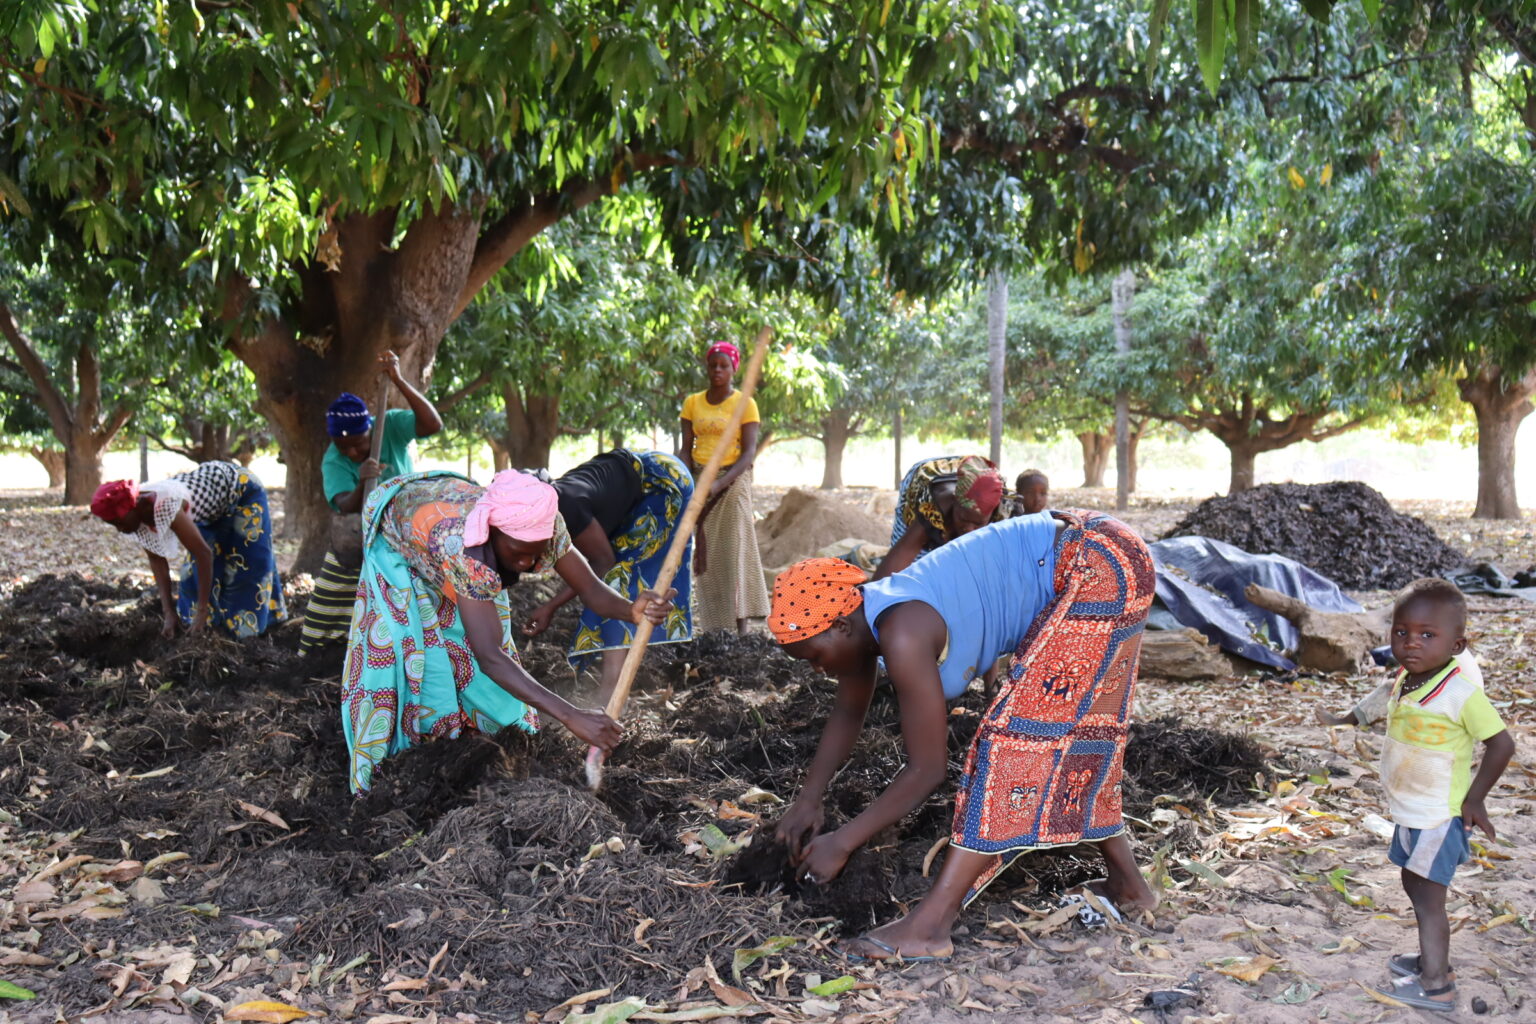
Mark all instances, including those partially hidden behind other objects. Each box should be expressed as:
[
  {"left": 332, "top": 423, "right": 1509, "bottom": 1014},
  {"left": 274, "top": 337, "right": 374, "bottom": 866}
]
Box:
[
  {"left": 1460, "top": 362, "right": 1536, "bottom": 520},
  {"left": 1077, "top": 431, "right": 1111, "bottom": 487},
  {"left": 30, "top": 447, "right": 65, "bottom": 488},
  {"left": 820, "top": 408, "right": 852, "bottom": 489}
]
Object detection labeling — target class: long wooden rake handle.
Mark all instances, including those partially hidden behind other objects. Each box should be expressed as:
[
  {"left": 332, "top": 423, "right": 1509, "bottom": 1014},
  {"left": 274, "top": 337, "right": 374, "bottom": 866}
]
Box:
[
  {"left": 360, "top": 374, "right": 392, "bottom": 501},
  {"left": 585, "top": 327, "right": 773, "bottom": 789}
]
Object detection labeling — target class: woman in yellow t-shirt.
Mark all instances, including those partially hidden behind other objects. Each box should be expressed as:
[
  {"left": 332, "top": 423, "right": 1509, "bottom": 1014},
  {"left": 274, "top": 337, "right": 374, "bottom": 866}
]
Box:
[{"left": 680, "top": 341, "right": 771, "bottom": 634}]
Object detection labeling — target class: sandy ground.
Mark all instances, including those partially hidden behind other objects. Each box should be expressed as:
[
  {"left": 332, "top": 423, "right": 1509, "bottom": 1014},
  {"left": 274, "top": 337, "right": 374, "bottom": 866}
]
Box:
[{"left": 1, "top": 486, "right": 1533, "bottom": 1023}]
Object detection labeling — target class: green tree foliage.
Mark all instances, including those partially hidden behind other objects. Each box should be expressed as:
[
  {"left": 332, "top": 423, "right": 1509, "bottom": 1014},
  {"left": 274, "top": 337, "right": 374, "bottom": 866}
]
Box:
[
  {"left": 1311, "top": 7, "right": 1536, "bottom": 517},
  {"left": 1, "top": 0, "right": 1008, "bottom": 567},
  {"left": 431, "top": 208, "right": 836, "bottom": 472},
  {"left": 0, "top": 250, "right": 166, "bottom": 502}
]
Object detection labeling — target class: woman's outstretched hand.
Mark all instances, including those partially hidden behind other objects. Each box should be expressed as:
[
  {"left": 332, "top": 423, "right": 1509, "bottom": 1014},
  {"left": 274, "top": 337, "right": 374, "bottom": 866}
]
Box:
[
  {"left": 796, "top": 831, "right": 852, "bottom": 885},
  {"left": 564, "top": 708, "right": 622, "bottom": 752},
  {"left": 776, "top": 797, "right": 825, "bottom": 863},
  {"left": 630, "top": 588, "right": 676, "bottom": 626},
  {"left": 523, "top": 604, "right": 556, "bottom": 637}
]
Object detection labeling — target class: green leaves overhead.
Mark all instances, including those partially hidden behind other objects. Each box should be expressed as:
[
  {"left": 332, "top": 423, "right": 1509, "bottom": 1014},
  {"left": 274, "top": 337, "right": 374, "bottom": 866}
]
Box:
[
  {"left": 1147, "top": 0, "right": 1393, "bottom": 95},
  {"left": 1194, "top": 0, "right": 1227, "bottom": 96},
  {"left": 2, "top": 0, "right": 1009, "bottom": 270}
]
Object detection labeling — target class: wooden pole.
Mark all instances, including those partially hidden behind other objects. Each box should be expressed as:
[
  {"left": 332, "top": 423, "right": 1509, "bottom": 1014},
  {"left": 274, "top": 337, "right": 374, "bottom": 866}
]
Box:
[
  {"left": 986, "top": 270, "right": 1007, "bottom": 466},
  {"left": 585, "top": 326, "right": 773, "bottom": 789},
  {"left": 1112, "top": 269, "right": 1135, "bottom": 512},
  {"left": 361, "top": 376, "right": 391, "bottom": 502}
]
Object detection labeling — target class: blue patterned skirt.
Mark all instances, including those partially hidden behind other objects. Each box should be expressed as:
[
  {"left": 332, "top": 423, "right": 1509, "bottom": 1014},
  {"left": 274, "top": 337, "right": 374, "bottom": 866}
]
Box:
[
  {"left": 569, "top": 451, "right": 695, "bottom": 665},
  {"left": 177, "top": 471, "right": 286, "bottom": 638}
]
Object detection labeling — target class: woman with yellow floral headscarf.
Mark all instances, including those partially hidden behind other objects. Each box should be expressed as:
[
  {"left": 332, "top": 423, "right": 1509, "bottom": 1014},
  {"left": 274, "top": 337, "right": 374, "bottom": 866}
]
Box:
[{"left": 874, "top": 455, "right": 1010, "bottom": 580}]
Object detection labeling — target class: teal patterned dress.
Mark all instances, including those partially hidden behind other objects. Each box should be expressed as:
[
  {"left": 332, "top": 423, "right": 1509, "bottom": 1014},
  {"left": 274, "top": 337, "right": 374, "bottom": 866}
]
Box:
[
  {"left": 568, "top": 450, "right": 695, "bottom": 665},
  {"left": 341, "top": 471, "right": 570, "bottom": 794}
]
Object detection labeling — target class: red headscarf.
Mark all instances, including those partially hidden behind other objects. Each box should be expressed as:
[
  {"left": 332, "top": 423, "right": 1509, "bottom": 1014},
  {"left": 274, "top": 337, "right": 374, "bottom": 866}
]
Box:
[
  {"left": 954, "top": 456, "right": 1004, "bottom": 519},
  {"left": 706, "top": 341, "right": 741, "bottom": 370},
  {"left": 91, "top": 480, "right": 140, "bottom": 523},
  {"left": 767, "top": 557, "right": 868, "bottom": 645}
]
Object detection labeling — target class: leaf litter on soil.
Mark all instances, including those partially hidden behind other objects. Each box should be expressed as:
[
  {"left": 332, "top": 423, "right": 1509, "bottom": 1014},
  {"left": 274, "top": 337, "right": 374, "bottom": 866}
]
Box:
[{"left": 0, "top": 572, "right": 1280, "bottom": 1019}]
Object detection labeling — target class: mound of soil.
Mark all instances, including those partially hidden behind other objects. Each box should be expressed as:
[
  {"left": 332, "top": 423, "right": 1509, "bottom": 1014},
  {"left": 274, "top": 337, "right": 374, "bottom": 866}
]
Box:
[
  {"left": 1163, "top": 481, "right": 1462, "bottom": 590},
  {"left": 0, "top": 573, "right": 1277, "bottom": 1016},
  {"left": 756, "top": 488, "right": 888, "bottom": 568}
]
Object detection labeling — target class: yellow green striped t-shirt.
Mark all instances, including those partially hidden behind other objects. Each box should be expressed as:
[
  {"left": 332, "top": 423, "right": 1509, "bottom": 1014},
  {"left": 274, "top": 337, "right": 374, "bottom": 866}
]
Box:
[{"left": 1376, "top": 661, "right": 1506, "bottom": 829}]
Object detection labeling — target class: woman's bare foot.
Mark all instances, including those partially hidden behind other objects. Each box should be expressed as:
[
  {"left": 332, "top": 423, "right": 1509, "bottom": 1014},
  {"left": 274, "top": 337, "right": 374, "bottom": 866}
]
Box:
[
  {"left": 1085, "top": 875, "right": 1158, "bottom": 913},
  {"left": 838, "top": 916, "right": 955, "bottom": 962}
]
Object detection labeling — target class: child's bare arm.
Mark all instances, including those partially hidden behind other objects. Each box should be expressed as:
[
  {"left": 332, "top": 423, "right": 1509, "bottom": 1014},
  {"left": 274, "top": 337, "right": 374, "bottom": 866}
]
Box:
[
  {"left": 1462, "top": 729, "right": 1516, "bottom": 839},
  {"left": 1317, "top": 678, "right": 1394, "bottom": 729}
]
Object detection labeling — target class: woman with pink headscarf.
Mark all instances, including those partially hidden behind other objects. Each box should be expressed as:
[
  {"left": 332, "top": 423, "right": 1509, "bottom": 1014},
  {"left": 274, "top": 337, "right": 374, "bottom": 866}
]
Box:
[{"left": 340, "top": 469, "right": 673, "bottom": 793}]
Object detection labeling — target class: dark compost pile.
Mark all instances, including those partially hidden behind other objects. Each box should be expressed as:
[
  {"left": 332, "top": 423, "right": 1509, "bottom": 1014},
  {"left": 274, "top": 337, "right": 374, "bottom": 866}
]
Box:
[
  {"left": 1163, "top": 481, "right": 1462, "bottom": 590},
  {"left": 0, "top": 573, "right": 1273, "bottom": 1016}
]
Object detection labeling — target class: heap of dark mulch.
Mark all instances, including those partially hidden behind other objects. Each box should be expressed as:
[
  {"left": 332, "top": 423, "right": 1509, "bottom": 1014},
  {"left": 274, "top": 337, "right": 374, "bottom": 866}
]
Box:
[
  {"left": 1123, "top": 715, "right": 1270, "bottom": 808},
  {"left": 0, "top": 575, "right": 1282, "bottom": 1016},
  {"left": 1164, "top": 481, "right": 1462, "bottom": 589}
]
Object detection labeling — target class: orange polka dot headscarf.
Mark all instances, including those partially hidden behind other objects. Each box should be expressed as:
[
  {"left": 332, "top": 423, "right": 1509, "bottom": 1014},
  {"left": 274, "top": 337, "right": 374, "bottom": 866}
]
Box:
[{"left": 768, "top": 557, "right": 868, "bottom": 645}]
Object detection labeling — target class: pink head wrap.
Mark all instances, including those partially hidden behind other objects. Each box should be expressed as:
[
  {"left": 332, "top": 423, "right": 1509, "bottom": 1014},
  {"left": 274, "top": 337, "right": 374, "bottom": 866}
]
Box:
[
  {"left": 463, "top": 470, "right": 560, "bottom": 547},
  {"left": 706, "top": 341, "right": 740, "bottom": 370}
]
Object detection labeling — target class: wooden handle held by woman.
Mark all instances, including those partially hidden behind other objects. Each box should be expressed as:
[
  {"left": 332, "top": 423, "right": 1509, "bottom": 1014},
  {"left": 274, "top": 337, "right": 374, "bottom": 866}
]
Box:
[
  {"left": 360, "top": 374, "right": 392, "bottom": 502},
  {"left": 585, "top": 326, "right": 773, "bottom": 788}
]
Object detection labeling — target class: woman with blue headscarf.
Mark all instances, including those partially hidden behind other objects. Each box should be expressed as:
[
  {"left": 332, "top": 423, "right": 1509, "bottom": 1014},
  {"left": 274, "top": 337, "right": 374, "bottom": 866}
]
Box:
[{"left": 299, "top": 351, "right": 443, "bottom": 653}]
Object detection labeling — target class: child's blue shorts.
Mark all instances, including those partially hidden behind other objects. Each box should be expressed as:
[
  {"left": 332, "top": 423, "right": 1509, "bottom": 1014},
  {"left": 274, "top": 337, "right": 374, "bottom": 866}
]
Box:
[{"left": 1389, "top": 817, "right": 1471, "bottom": 887}]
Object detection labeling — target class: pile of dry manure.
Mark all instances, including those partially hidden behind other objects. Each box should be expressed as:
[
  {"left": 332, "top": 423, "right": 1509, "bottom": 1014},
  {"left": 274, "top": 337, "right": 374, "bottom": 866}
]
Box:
[{"left": 1163, "top": 481, "right": 1462, "bottom": 589}]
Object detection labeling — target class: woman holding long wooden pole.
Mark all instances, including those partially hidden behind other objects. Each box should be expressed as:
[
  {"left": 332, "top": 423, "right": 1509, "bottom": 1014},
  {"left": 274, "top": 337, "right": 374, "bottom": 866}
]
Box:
[{"left": 339, "top": 467, "right": 675, "bottom": 794}]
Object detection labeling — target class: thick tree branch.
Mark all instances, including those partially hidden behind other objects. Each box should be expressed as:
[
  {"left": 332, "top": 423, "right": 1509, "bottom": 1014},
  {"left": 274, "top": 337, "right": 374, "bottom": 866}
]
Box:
[
  {"left": 0, "top": 55, "right": 110, "bottom": 112},
  {"left": 0, "top": 298, "right": 73, "bottom": 440},
  {"left": 436, "top": 367, "right": 495, "bottom": 412},
  {"left": 454, "top": 153, "right": 680, "bottom": 320},
  {"left": 95, "top": 402, "right": 135, "bottom": 447},
  {"left": 76, "top": 342, "right": 102, "bottom": 439},
  {"left": 455, "top": 181, "right": 611, "bottom": 321}
]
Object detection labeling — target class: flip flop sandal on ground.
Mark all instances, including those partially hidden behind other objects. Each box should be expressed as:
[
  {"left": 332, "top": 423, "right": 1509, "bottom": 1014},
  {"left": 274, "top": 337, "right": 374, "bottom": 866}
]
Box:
[
  {"left": 1372, "top": 974, "right": 1456, "bottom": 1012},
  {"left": 1388, "top": 953, "right": 1455, "bottom": 980},
  {"left": 1060, "top": 891, "right": 1124, "bottom": 930},
  {"left": 838, "top": 935, "right": 953, "bottom": 965}
]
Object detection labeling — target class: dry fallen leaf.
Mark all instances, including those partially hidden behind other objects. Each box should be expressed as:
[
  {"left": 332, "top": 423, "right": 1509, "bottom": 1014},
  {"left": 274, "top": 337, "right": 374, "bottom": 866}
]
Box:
[
  {"left": 129, "top": 876, "right": 167, "bottom": 904},
  {"left": 235, "top": 801, "right": 290, "bottom": 830},
  {"left": 921, "top": 836, "right": 949, "bottom": 878},
  {"left": 31, "top": 853, "right": 91, "bottom": 881},
  {"left": 225, "top": 1000, "right": 311, "bottom": 1023},
  {"left": 634, "top": 917, "right": 655, "bottom": 949},
  {"left": 89, "top": 858, "right": 144, "bottom": 883},
  {"left": 12, "top": 880, "right": 56, "bottom": 904},
  {"left": 551, "top": 988, "right": 614, "bottom": 1011},
  {"left": 1215, "top": 955, "right": 1279, "bottom": 984},
  {"left": 144, "top": 851, "right": 190, "bottom": 875}
]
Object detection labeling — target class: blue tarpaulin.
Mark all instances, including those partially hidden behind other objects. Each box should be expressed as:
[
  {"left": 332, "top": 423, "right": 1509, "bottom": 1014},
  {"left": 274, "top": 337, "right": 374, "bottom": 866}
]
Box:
[{"left": 1149, "top": 536, "right": 1364, "bottom": 671}]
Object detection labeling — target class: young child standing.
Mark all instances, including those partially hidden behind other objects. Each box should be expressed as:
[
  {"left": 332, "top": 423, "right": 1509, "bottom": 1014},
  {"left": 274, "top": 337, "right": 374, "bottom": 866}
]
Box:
[{"left": 1317, "top": 578, "right": 1515, "bottom": 1013}]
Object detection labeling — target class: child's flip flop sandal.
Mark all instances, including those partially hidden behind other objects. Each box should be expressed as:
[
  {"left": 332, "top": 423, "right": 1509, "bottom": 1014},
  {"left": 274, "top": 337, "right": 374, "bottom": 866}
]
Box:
[
  {"left": 838, "top": 935, "right": 953, "bottom": 965},
  {"left": 1371, "top": 975, "right": 1456, "bottom": 1012},
  {"left": 1388, "top": 953, "right": 1455, "bottom": 980}
]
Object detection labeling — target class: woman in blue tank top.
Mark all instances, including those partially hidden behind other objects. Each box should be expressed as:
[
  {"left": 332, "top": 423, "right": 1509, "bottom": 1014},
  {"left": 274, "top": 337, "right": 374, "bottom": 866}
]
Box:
[{"left": 767, "top": 510, "right": 1156, "bottom": 962}]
